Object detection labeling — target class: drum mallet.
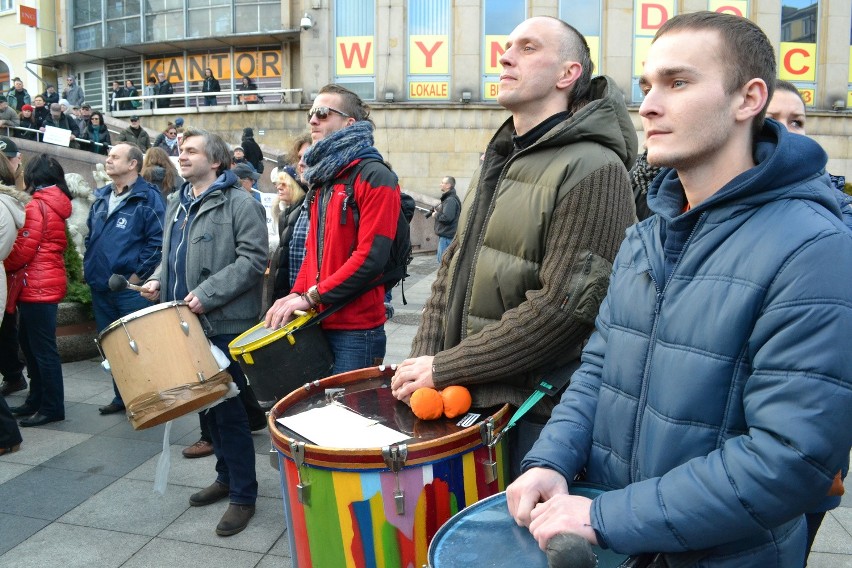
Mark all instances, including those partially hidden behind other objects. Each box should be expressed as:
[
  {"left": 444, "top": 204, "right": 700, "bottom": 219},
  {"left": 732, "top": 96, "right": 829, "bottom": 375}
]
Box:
[
  {"left": 546, "top": 532, "right": 598, "bottom": 568},
  {"left": 108, "top": 274, "right": 147, "bottom": 293}
]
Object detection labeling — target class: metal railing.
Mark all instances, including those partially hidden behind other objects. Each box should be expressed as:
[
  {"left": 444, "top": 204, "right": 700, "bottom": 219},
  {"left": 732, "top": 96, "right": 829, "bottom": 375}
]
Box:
[
  {"left": 1, "top": 125, "right": 109, "bottom": 151},
  {"left": 114, "top": 88, "right": 303, "bottom": 109}
]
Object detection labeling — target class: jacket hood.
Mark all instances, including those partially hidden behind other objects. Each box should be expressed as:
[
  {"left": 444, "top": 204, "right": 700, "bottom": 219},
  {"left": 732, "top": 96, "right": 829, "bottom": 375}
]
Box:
[
  {"left": 0, "top": 183, "right": 31, "bottom": 207},
  {"left": 511, "top": 75, "right": 638, "bottom": 170},
  {"left": 178, "top": 169, "right": 239, "bottom": 204},
  {"left": 33, "top": 185, "right": 72, "bottom": 221},
  {"left": 0, "top": 185, "right": 26, "bottom": 229},
  {"left": 647, "top": 119, "right": 840, "bottom": 228}
]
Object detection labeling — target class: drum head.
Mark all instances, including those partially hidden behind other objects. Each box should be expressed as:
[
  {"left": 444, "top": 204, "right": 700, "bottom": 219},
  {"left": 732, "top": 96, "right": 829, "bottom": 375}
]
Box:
[{"left": 428, "top": 486, "right": 627, "bottom": 568}]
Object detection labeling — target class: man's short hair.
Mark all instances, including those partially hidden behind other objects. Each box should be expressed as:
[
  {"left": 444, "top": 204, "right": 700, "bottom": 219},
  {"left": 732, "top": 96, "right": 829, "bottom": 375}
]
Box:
[
  {"left": 654, "top": 11, "right": 776, "bottom": 135},
  {"left": 549, "top": 18, "right": 595, "bottom": 112},
  {"left": 115, "top": 143, "right": 144, "bottom": 173},
  {"left": 182, "top": 127, "right": 231, "bottom": 176},
  {"left": 445, "top": 176, "right": 456, "bottom": 187},
  {"left": 317, "top": 84, "right": 373, "bottom": 125}
]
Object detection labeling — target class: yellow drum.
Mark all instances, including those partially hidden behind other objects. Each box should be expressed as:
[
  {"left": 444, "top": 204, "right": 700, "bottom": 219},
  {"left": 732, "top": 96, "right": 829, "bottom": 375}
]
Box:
[{"left": 229, "top": 311, "right": 334, "bottom": 406}]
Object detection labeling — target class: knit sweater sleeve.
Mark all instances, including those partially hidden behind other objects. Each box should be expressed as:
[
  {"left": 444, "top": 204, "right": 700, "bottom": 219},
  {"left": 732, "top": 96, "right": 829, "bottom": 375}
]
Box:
[
  {"left": 430, "top": 163, "right": 635, "bottom": 391},
  {"left": 409, "top": 238, "right": 458, "bottom": 357}
]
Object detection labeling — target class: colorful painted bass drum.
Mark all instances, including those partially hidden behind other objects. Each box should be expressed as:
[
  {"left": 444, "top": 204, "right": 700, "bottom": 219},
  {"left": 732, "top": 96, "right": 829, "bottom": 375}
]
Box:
[
  {"left": 428, "top": 486, "right": 629, "bottom": 567},
  {"left": 268, "top": 366, "right": 510, "bottom": 568}
]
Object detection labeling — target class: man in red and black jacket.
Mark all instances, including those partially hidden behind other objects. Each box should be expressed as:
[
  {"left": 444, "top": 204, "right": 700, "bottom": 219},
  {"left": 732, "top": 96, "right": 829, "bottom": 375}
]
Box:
[{"left": 265, "top": 84, "right": 400, "bottom": 374}]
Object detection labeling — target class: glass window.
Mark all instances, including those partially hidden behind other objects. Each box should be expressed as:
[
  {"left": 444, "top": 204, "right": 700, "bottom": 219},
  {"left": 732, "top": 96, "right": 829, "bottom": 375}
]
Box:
[
  {"left": 631, "top": 0, "right": 677, "bottom": 103},
  {"left": 74, "top": 0, "right": 101, "bottom": 25},
  {"left": 108, "top": 0, "right": 141, "bottom": 19},
  {"left": 235, "top": 1, "right": 283, "bottom": 34},
  {"left": 145, "top": 0, "right": 185, "bottom": 42},
  {"left": 482, "top": 0, "right": 525, "bottom": 101},
  {"left": 779, "top": 0, "right": 820, "bottom": 107},
  {"left": 188, "top": 6, "right": 232, "bottom": 37},
  {"left": 407, "top": 0, "right": 451, "bottom": 102},
  {"left": 559, "top": 1, "right": 602, "bottom": 75},
  {"left": 74, "top": 24, "right": 103, "bottom": 51},
  {"left": 0, "top": 0, "right": 14, "bottom": 12},
  {"left": 334, "top": 0, "right": 376, "bottom": 100},
  {"left": 107, "top": 17, "right": 143, "bottom": 46}
]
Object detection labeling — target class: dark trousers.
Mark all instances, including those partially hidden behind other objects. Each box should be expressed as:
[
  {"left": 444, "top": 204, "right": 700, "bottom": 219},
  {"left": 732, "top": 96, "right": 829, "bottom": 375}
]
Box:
[
  {"left": 198, "top": 380, "right": 265, "bottom": 441},
  {"left": 18, "top": 302, "right": 64, "bottom": 418},
  {"left": 206, "top": 334, "right": 257, "bottom": 505},
  {"left": 0, "top": 395, "right": 22, "bottom": 448},
  {"left": 91, "top": 289, "right": 151, "bottom": 406},
  {"left": 0, "top": 311, "right": 25, "bottom": 381}
]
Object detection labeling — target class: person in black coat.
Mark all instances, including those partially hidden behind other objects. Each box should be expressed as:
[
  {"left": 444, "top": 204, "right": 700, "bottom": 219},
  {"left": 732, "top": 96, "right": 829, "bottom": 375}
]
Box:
[
  {"left": 240, "top": 128, "right": 264, "bottom": 173},
  {"left": 202, "top": 68, "right": 220, "bottom": 106}
]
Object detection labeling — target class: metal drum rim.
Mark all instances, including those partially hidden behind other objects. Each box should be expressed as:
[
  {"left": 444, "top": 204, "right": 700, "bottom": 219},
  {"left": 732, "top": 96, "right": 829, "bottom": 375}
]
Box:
[
  {"left": 268, "top": 366, "right": 510, "bottom": 470},
  {"left": 97, "top": 300, "right": 189, "bottom": 342},
  {"left": 427, "top": 483, "right": 613, "bottom": 566},
  {"left": 228, "top": 311, "right": 317, "bottom": 354}
]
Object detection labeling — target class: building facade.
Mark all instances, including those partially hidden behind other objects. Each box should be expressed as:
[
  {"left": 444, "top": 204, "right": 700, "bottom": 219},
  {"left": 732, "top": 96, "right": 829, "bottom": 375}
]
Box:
[{"left": 1, "top": 0, "right": 849, "bottom": 195}]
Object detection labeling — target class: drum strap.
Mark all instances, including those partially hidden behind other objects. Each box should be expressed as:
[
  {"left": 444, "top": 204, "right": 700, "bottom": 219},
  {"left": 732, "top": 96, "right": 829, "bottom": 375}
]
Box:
[{"left": 500, "top": 362, "right": 577, "bottom": 441}]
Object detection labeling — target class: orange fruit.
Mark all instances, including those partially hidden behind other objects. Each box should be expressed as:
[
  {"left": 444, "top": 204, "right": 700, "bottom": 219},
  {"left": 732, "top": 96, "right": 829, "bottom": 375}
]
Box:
[
  {"left": 440, "top": 385, "right": 472, "bottom": 419},
  {"left": 410, "top": 387, "right": 444, "bottom": 420}
]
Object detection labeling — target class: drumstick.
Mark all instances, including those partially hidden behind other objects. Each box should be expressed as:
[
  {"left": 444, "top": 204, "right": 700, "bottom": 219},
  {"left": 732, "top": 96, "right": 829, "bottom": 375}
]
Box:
[
  {"left": 108, "top": 273, "right": 146, "bottom": 293},
  {"left": 545, "top": 533, "right": 597, "bottom": 568}
]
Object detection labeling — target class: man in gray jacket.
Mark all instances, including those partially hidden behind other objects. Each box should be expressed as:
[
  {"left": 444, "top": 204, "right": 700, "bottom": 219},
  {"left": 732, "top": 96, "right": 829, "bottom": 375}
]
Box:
[
  {"left": 141, "top": 127, "right": 267, "bottom": 537},
  {"left": 62, "top": 76, "right": 85, "bottom": 108}
]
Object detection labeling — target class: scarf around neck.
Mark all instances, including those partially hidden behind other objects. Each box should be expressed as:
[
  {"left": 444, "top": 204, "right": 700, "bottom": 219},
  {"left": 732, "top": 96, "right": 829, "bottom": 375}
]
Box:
[{"left": 303, "top": 121, "right": 374, "bottom": 187}]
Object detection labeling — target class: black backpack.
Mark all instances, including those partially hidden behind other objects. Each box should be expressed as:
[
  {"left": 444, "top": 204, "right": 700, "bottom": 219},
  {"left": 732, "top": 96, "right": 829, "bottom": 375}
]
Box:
[{"left": 340, "top": 158, "right": 413, "bottom": 303}]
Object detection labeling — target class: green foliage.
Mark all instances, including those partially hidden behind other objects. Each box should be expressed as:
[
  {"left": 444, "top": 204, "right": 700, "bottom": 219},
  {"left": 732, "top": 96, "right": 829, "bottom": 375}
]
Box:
[
  {"left": 844, "top": 182, "right": 851, "bottom": 197},
  {"left": 63, "top": 227, "right": 92, "bottom": 316}
]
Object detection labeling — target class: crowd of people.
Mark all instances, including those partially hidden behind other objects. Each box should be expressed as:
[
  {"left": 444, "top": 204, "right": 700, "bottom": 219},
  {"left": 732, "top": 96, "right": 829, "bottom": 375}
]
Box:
[{"left": 0, "top": 11, "right": 850, "bottom": 564}]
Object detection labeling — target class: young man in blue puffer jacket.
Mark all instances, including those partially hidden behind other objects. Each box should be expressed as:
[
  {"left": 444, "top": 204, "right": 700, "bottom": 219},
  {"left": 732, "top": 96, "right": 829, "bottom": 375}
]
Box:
[{"left": 507, "top": 12, "right": 852, "bottom": 567}]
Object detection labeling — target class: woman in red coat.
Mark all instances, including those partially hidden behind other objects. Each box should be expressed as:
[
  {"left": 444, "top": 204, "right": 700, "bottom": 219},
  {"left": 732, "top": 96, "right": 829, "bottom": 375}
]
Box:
[{"left": 6, "top": 154, "right": 72, "bottom": 427}]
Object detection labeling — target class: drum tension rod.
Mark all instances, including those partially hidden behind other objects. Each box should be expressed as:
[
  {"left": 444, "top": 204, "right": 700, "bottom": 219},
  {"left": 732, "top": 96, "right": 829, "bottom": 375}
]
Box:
[
  {"left": 174, "top": 304, "right": 191, "bottom": 336},
  {"left": 480, "top": 418, "right": 499, "bottom": 485},
  {"left": 120, "top": 322, "right": 139, "bottom": 354},
  {"left": 290, "top": 440, "right": 310, "bottom": 505},
  {"left": 382, "top": 444, "right": 408, "bottom": 515}
]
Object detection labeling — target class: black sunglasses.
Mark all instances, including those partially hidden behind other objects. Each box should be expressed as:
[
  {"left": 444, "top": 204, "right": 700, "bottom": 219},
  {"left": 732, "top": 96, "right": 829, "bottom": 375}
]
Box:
[{"left": 307, "top": 106, "right": 350, "bottom": 121}]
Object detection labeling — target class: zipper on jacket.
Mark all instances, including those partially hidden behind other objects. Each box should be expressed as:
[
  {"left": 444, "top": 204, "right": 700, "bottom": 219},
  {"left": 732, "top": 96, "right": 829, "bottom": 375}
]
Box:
[{"left": 629, "top": 213, "right": 705, "bottom": 482}]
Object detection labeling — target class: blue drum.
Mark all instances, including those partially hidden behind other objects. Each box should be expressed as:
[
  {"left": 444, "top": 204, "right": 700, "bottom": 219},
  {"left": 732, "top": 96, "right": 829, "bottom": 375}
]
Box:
[{"left": 428, "top": 484, "right": 629, "bottom": 567}]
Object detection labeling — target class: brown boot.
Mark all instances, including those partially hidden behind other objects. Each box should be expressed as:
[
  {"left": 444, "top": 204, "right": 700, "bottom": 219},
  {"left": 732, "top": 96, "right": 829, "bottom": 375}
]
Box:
[
  {"left": 189, "top": 481, "right": 229, "bottom": 507},
  {"left": 182, "top": 439, "right": 214, "bottom": 458},
  {"left": 215, "top": 503, "right": 255, "bottom": 536}
]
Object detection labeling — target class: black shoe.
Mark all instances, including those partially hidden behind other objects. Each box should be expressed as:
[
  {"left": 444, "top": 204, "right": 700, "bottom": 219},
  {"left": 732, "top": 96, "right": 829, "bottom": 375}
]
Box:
[
  {"left": 189, "top": 481, "right": 230, "bottom": 507},
  {"left": 0, "top": 378, "right": 27, "bottom": 396},
  {"left": 216, "top": 503, "right": 255, "bottom": 536},
  {"left": 98, "top": 402, "right": 125, "bottom": 415},
  {"left": 9, "top": 404, "right": 36, "bottom": 417},
  {"left": 249, "top": 418, "right": 267, "bottom": 432},
  {"left": 19, "top": 413, "right": 63, "bottom": 427}
]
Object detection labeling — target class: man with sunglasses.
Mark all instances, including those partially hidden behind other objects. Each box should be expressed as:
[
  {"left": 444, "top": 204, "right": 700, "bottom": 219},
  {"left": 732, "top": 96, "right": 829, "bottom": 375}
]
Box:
[
  {"left": 265, "top": 84, "right": 401, "bottom": 374},
  {"left": 390, "top": 16, "right": 637, "bottom": 477}
]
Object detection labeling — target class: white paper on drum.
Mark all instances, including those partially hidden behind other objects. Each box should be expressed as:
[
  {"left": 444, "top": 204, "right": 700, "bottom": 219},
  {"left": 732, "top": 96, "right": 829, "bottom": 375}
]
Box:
[{"left": 278, "top": 403, "right": 409, "bottom": 448}]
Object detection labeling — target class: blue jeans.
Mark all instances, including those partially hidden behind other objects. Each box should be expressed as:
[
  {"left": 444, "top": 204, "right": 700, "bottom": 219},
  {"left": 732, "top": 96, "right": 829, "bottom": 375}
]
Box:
[
  {"left": 92, "top": 289, "right": 151, "bottom": 406},
  {"left": 325, "top": 325, "right": 386, "bottom": 375},
  {"left": 204, "top": 96, "right": 217, "bottom": 106},
  {"left": 437, "top": 236, "right": 452, "bottom": 262},
  {"left": 18, "top": 303, "right": 64, "bottom": 419},
  {"left": 208, "top": 334, "right": 257, "bottom": 505}
]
